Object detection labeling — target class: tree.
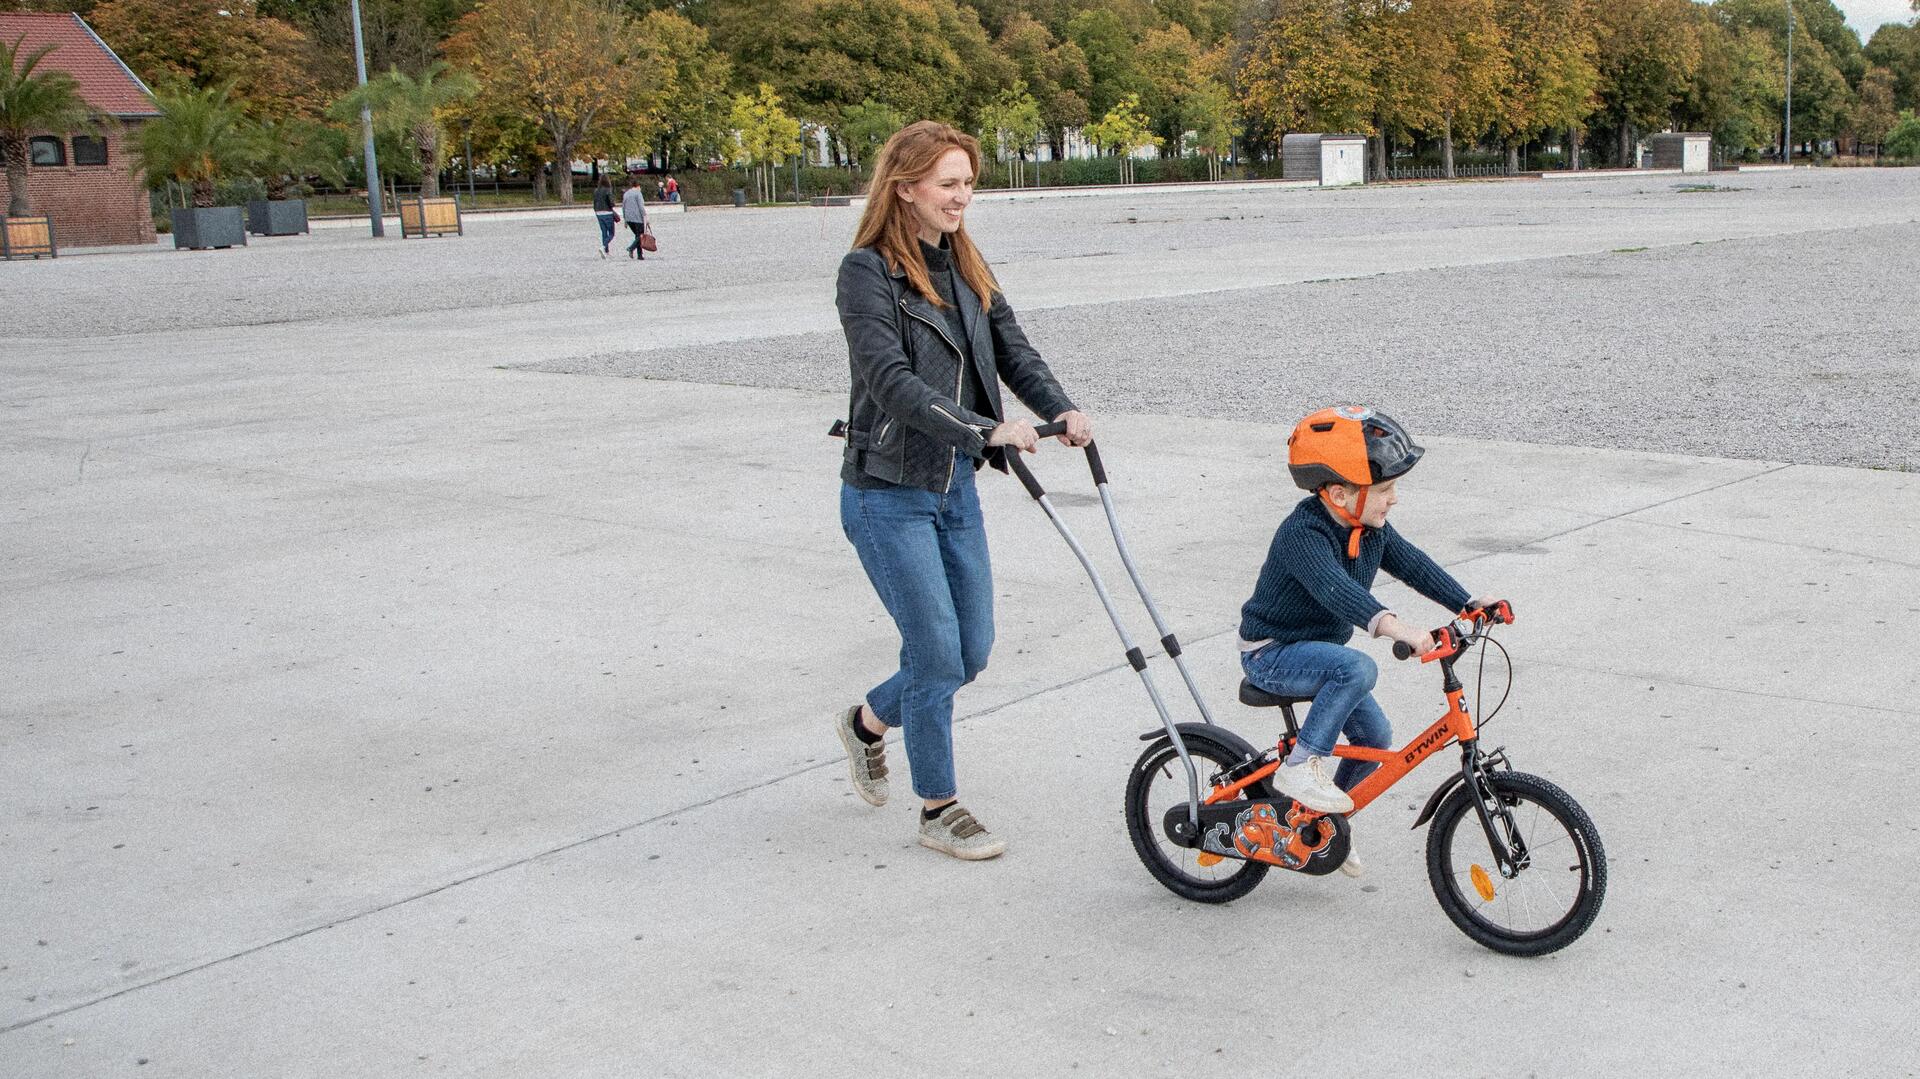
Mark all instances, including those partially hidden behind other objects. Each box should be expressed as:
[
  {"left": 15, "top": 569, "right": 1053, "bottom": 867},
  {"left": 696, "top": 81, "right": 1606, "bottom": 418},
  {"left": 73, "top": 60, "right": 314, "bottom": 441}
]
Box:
[
  {"left": 1183, "top": 74, "right": 1236, "bottom": 180},
  {"left": 257, "top": 0, "right": 476, "bottom": 88},
  {"left": 1866, "top": 21, "right": 1920, "bottom": 113},
  {"left": 1136, "top": 22, "right": 1200, "bottom": 156},
  {"left": 237, "top": 116, "right": 347, "bottom": 199},
  {"left": 1236, "top": 0, "right": 1375, "bottom": 143},
  {"left": 1083, "top": 91, "right": 1159, "bottom": 182},
  {"left": 637, "top": 9, "right": 732, "bottom": 171},
  {"left": 136, "top": 83, "right": 247, "bottom": 207},
  {"left": 977, "top": 84, "right": 1042, "bottom": 186},
  {"left": 1593, "top": 0, "right": 1703, "bottom": 165},
  {"left": 1492, "top": 0, "right": 1599, "bottom": 173},
  {"left": 1715, "top": 0, "right": 1855, "bottom": 152},
  {"left": 1682, "top": 18, "right": 1784, "bottom": 159},
  {"left": 1403, "top": 0, "right": 1511, "bottom": 178},
  {"left": 1852, "top": 66, "right": 1899, "bottom": 154},
  {"left": 1348, "top": 0, "right": 1426, "bottom": 175},
  {"left": 90, "top": 0, "right": 324, "bottom": 117},
  {"left": 444, "top": 0, "right": 650, "bottom": 203},
  {"left": 331, "top": 62, "right": 474, "bottom": 198},
  {"left": 838, "top": 98, "right": 901, "bottom": 173},
  {"left": 1066, "top": 6, "right": 1142, "bottom": 120},
  {"left": 2, "top": 35, "right": 94, "bottom": 216},
  {"left": 997, "top": 13, "right": 1089, "bottom": 161},
  {"left": 1886, "top": 108, "right": 1920, "bottom": 157},
  {"left": 729, "top": 82, "right": 802, "bottom": 202}
]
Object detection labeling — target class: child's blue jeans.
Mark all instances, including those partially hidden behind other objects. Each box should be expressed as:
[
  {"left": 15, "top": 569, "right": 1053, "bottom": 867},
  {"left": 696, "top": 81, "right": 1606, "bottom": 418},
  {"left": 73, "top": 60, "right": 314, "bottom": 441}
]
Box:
[
  {"left": 1241, "top": 640, "right": 1391, "bottom": 791},
  {"left": 839, "top": 465, "right": 992, "bottom": 801}
]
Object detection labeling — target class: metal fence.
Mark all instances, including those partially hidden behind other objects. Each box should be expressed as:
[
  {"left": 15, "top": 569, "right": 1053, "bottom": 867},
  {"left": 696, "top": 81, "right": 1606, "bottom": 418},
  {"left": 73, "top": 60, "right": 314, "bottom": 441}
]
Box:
[{"left": 1371, "top": 163, "right": 1513, "bottom": 181}]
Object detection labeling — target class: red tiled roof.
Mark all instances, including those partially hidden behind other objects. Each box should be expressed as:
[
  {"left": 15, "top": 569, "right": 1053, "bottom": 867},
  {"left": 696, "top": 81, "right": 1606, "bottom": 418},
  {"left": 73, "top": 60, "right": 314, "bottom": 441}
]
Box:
[{"left": 1, "top": 13, "right": 158, "bottom": 118}]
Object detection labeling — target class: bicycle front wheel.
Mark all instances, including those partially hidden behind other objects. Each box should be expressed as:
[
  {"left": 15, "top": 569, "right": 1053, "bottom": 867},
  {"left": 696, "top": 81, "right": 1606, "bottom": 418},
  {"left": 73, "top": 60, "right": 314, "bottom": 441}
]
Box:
[{"left": 1425, "top": 771, "right": 1606, "bottom": 956}]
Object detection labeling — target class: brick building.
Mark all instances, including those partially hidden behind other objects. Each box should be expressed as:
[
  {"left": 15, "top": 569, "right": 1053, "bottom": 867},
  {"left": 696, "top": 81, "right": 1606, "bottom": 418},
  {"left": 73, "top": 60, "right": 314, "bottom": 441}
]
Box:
[{"left": 2, "top": 12, "right": 158, "bottom": 248}]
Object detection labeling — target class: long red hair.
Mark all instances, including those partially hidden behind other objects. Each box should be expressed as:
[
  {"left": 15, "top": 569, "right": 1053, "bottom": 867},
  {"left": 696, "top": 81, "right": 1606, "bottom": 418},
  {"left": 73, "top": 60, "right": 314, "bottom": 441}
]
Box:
[{"left": 852, "top": 120, "right": 996, "bottom": 312}]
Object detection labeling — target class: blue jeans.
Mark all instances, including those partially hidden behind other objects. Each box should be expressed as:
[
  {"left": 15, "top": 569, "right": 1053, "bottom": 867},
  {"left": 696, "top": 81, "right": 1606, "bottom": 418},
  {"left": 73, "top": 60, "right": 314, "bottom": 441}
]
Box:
[
  {"left": 840, "top": 466, "right": 993, "bottom": 800},
  {"left": 1241, "top": 641, "right": 1391, "bottom": 791},
  {"left": 595, "top": 212, "right": 616, "bottom": 249}
]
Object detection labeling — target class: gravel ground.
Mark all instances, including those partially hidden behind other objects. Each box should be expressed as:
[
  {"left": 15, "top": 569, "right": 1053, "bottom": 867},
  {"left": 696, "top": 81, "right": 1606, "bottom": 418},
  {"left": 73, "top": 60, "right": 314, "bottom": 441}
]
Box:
[
  {"left": 534, "top": 220, "right": 1920, "bottom": 471},
  {"left": 7, "top": 166, "right": 1917, "bottom": 340},
  {"left": 7, "top": 168, "right": 1915, "bottom": 469}
]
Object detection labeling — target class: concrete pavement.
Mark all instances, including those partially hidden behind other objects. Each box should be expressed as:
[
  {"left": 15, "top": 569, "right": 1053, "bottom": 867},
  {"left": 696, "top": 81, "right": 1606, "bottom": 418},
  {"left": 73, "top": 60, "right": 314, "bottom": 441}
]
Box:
[{"left": 3, "top": 170, "right": 1917, "bottom": 1078}]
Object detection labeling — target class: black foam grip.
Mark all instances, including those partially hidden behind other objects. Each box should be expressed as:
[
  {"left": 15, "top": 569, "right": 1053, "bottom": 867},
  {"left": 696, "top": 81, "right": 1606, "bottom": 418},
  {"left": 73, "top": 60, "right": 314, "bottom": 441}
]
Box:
[
  {"left": 1161, "top": 633, "right": 1181, "bottom": 658},
  {"left": 1392, "top": 640, "right": 1415, "bottom": 660},
  {"left": 1033, "top": 420, "right": 1067, "bottom": 438},
  {"left": 1008, "top": 454, "right": 1045, "bottom": 500},
  {"left": 1085, "top": 440, "right": 1108, "bottom": 485},
  {"left": 1125, "top": 646, "right": 1147, "bottom": 671}
]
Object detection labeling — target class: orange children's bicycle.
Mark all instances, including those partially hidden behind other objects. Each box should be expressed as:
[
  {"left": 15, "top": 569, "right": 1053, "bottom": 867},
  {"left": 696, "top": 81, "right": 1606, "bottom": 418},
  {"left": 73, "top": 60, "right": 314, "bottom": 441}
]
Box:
[{"left": 1005, "top": 428, "right": 1607, "bottom": 957}]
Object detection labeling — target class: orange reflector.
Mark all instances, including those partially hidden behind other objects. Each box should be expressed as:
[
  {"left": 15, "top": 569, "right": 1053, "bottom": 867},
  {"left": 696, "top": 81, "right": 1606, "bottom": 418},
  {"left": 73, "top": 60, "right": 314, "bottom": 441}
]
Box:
[
  {"left": 1470, "top": 864, "right": 1496, "bottom": 901},
  {"left": 1197, "top": 852, "right": 1224, "bottom": 867}
]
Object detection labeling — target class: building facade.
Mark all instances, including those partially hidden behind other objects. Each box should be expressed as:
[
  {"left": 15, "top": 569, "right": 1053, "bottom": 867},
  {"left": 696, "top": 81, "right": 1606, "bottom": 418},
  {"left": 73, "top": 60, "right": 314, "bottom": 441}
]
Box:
[{"left": 2, "top": 12, "right": 159, "bottom": 247}]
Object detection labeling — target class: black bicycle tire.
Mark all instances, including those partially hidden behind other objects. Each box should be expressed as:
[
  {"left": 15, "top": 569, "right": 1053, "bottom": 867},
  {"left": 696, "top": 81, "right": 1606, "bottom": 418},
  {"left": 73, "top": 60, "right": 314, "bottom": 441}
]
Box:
[
  {"left": 1125, "top": 728, "right": 1271, "bottom": 904},
  {"left": 1425, "top": 771, "right": 1607, "bottom": 956}
]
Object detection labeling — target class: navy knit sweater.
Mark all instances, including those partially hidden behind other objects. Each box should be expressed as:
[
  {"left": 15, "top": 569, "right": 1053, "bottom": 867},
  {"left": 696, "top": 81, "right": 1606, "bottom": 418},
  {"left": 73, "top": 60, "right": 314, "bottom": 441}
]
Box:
[{"left": 1239, "top": 496, "right": 1472, "bottom": 648}]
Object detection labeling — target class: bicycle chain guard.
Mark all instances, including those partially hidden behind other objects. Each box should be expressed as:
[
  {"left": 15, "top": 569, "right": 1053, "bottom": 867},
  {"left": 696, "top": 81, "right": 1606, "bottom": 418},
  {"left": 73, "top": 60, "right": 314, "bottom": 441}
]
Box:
[{"left": 1169, "top": 798, "right": 1351, "bottom": 876}]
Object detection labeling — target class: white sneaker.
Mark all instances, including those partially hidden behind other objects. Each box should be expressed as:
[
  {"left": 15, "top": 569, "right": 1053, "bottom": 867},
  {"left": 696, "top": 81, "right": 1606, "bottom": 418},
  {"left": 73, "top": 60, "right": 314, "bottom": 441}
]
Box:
[
  {"left": 1276, "top": 755, "right": 1354, "bottom": 815},
  {"left": 919, "top": 803, "right": 1006, "bottom": 860},
  {"left": 1338, "top": 842, "right": 1364, "bottom": 878}
]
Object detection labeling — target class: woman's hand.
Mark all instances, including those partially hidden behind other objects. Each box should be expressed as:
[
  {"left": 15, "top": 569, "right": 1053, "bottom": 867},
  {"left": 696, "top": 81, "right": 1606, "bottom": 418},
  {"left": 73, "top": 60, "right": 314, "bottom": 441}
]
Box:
[
  {"left": 987, "top": 419, "right": 1040, "bottom": 454},
  {"left": 1053, "top": 410, "right": 1092, "bottom": 447}
]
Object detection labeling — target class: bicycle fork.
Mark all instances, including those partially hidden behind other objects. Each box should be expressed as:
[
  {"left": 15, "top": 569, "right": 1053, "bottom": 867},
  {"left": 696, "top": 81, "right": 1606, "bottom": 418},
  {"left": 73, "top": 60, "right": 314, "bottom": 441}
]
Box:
[{"left": 1460, "top": 742, "right": 1528, "bottom": 877}]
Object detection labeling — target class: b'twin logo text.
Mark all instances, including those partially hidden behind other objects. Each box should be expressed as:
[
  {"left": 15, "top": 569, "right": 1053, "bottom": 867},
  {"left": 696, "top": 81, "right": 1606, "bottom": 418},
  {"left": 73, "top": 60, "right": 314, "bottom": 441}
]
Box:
[{"left": 1404, "top": 726, "right": 1449, "bottom": 766}]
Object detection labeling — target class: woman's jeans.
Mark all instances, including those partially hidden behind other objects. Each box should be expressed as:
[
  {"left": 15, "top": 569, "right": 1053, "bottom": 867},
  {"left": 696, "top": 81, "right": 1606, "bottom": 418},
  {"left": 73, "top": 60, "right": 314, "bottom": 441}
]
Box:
[
  {"left": 595, "top": 212, "right": 616, "bottom": 250},
  {"left": 840, "top": 466, "right": 992, "bottom": 800},
  {"left": 1241, "top": 640, "right": 1391, "bottom": 791}
]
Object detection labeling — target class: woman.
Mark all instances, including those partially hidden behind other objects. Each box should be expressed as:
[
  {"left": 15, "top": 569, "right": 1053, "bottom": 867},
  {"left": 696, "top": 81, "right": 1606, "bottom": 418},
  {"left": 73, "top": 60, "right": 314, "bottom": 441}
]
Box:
[
  {"left": 831, "top": 121, "right": 1092, "bottom": 861},
  {"left": 591, "top": 175, "right": 618, "bottom": 258}
]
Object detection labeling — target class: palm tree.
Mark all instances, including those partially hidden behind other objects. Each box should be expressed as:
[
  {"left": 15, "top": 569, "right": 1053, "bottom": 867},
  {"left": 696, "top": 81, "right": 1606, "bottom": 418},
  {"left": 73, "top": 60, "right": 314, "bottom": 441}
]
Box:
[
  {"left": 136, "top": 84, "right": 246, "bottom": 208},
  {"left": 332, "top": 62, "right": 476, "bottom": 198},
  {"left": 239, "top": 118, "right": 348, "bottom": 200},
  {"left": 2, "top": 36, "right": 95, "bottom": 217}
]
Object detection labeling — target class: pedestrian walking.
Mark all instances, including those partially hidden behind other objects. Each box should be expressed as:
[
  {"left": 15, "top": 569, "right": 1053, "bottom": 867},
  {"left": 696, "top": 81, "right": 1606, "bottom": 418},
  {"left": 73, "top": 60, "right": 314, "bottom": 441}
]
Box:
[
  {"left": 664, "top": 175, "right": 679, "bottom": 203},
  {"left": 621, "top": 174, "right": 648, "bottom": 261},
  {"left": 829, "top": 120, "right": 1092, "bottom": 861},
  {"left": 654, "top": 179, "right": 667, "bottom": 203},
  {"left": 591, "top": 175, "right": 618, "bottom": 258}
]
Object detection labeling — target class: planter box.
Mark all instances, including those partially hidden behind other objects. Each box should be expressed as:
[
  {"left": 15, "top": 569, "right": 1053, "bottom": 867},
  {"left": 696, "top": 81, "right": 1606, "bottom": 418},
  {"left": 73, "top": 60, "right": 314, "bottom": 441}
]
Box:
[
  {"left": 0, "top": 215, "right": 57, "bottom": 259},
  {"left": 246, "top": 199, "right": 310, "bottom": 236},
  {"left": 398, "top": 195, "right": 462, "bottom": 238},
  {"left": 173, "top": 206, "right": 248, "bottom": 250}
]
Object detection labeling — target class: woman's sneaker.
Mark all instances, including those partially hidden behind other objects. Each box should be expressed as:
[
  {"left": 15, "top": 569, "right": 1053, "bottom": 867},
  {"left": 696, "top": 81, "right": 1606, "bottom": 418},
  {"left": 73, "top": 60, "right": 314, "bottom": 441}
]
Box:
[
  {"left": 1276, "top": 755, "right": 1355, "bottom": 815},
  {"left": 833, "top": 705, "right": 888, "bottom": 806},
  {"left": 919, "top": 803, "right": 1006, "bottom": 860}
]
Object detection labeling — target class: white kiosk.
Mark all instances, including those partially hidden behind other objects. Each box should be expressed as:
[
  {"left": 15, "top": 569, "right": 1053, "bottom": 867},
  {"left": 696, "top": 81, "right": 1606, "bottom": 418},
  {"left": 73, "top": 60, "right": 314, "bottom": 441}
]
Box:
[
  {"left": 1647, "top": 133, "right": 1712, "bottom": 174},
  {"left": 1282, "top": 133, "right": 1368, "bottom": 187}
]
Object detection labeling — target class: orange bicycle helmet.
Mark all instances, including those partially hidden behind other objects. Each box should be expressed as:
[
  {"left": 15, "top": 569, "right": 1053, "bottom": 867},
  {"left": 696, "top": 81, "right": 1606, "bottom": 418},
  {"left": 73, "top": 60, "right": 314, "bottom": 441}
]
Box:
[{"left": 1287, "top": 406, "right": 1424, "bottom": 557}]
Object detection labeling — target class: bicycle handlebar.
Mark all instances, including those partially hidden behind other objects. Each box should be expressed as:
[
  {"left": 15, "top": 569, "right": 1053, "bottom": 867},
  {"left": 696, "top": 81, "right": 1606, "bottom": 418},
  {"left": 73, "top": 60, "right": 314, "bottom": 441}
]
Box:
[{"left": 1392, "top": 602, "right": 1515, "bottom": 663}]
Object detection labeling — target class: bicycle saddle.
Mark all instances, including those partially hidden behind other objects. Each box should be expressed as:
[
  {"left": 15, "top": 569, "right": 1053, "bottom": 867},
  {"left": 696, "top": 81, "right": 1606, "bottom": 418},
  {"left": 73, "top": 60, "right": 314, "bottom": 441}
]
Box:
[{"left": 1238, "top": 680, "right": 1313, "bottom": 709}]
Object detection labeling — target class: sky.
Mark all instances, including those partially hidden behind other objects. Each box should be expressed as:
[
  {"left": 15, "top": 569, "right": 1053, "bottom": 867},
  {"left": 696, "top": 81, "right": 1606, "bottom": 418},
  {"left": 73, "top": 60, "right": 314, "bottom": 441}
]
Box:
[{"left": 1834, "top": 0, "right": 1917, "bottom": 39}]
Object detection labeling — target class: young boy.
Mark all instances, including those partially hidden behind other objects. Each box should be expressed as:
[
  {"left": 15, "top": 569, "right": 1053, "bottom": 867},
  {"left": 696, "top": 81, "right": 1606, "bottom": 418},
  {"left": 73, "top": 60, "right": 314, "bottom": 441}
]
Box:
[{"left": 1238, "top": 406, "right": 1501, "bottom": 876}]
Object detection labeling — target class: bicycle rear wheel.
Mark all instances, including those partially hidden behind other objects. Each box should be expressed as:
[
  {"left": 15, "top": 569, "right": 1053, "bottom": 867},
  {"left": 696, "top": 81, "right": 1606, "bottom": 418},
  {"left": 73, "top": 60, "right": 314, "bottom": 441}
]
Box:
[
  {"left": 1125, "top": 727, "right": 1270, "bottom": 904},
  {"left": 1425, "top": 771, "right": 1606, "bottom": 956}
]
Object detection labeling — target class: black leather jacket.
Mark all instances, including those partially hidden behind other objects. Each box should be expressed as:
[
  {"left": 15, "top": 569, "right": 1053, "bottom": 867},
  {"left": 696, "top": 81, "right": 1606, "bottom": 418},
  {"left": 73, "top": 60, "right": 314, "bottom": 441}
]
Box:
[{"left": 836, "top": 245, "right": 1076, "bottom": 493}]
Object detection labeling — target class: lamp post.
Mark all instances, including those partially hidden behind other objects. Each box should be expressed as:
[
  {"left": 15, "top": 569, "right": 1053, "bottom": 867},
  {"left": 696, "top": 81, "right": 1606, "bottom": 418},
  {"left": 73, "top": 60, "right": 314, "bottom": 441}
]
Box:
[
  {"left": 1783, "top": 0, "right": 1794, "bottom": 164},
  {"left": 351, "top": 0, "right": 384, "bottom": 236}
]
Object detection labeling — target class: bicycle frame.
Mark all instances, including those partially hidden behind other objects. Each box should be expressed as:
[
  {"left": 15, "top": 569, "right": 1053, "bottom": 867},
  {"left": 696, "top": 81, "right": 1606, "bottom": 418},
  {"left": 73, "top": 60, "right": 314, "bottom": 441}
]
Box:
[
  {"left": 1202, "top": 623, "right": 1527, "bottom": 875},
  {"left": 1202, "top": 681, "right": 1479, "bottom": 816}
]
